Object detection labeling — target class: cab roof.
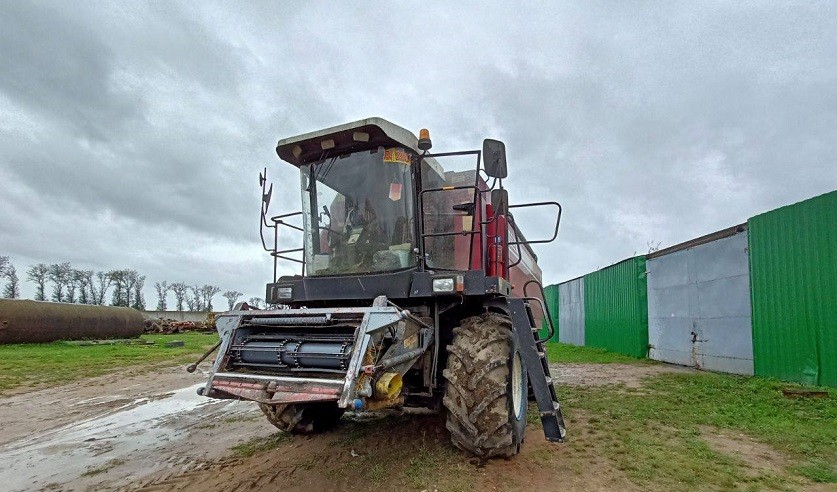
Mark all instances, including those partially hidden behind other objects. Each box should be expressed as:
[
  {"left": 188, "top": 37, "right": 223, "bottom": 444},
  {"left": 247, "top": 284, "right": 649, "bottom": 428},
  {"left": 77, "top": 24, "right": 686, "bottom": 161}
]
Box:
[
  {"left": 276, "top": 117, "right": 422, "bottom": 166},
  {"left": 276, "top": 117, "right": 444, "bottom": 179}
]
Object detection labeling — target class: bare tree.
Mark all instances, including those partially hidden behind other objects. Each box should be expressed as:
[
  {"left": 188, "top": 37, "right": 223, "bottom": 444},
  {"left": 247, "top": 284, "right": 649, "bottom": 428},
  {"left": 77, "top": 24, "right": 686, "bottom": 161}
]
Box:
[
  {"left": 3, "top": 265, "right": 20, "bottom": 299},
  {"left": 223, "top": 290, "right": 243, "bottom": 310},
  {"left": 48, "top": 262, "right": 72, "bottom": 302},
  {"left": 91, "top": 271, "right": 111, "bottom": 305},
  {"left": 124, "top": 270, "right": 138, "bottom": 307},
  {"left": 1, "top": 258, "right": 20, "bottom": 299},
  {"left": 65, "top": 269, "right": 79, "bottom": 303},
  {"left": 248, "top": 297, "right": 264, "bottom": 309},
  {"left": 27, "top": 263, "right": 49, "bottom": 301},
  {"left": 131, "top": 274, "right": 146, "bottom": 310},
  {"left": 201, "top": 285, "right": 221, "bottom": 312},
  {"left": 154, "top": 281, "right": 170, "bottom": 310},
  {"left": 105, "top": 269, "right": 145, "bottom": 308},
  {"left": 647, "top": 240, "right": 662, "bottom": 253},
  {"left": 109, "top": 270, "right": 128, "bottom": 306},
  {"left": 70, "top": 268, "right": 87, "bottom": 304},
  {"left": 73, "top": 270, "right": 93, "bottom": 304},
  {"left": 187, "top": 285, "right": 202, "bottom": 311},
  {"left": 170, "top": 282, "right": 188, "bottom": 312}
]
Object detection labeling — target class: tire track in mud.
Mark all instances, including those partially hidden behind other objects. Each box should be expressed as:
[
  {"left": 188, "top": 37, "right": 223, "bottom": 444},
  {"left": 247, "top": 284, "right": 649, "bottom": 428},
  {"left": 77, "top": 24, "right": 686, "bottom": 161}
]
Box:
[
  {"left": 5, "top": 363, "right": 692, "bottom": 491},
  {"left": 122, "top": 363, "right": 697, "bottom": 492}
]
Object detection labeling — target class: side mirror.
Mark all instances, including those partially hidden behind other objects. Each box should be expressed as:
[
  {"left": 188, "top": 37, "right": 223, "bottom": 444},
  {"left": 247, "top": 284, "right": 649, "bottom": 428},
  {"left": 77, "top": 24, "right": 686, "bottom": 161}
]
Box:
[
  {"left": 491, "top": 189, "right": 509, "bottom": 216},
  {"left": 482, "top": 139, "right": 508, "bottom": 179}
]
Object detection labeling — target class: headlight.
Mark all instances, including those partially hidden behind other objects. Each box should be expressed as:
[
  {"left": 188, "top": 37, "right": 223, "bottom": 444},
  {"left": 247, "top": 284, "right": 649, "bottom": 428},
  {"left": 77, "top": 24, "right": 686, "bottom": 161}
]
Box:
[
  {"left": 432, "top": 275, "right": 464, "bottom": 293},
  {"left": 274, "top": 286, "right": 293, "bottom": 299},
  {"left": 432, "top": 278, "right": 455, "bottom": 292}
]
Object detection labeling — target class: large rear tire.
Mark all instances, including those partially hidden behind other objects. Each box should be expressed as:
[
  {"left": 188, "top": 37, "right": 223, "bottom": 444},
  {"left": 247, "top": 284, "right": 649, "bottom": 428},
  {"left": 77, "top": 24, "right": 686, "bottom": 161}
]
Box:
[
  {"left": 258, "top": 401, "right": 344, "bottom": 434},
  {"left": 443, "top": 313, "right": 528, "bottom": 459}
]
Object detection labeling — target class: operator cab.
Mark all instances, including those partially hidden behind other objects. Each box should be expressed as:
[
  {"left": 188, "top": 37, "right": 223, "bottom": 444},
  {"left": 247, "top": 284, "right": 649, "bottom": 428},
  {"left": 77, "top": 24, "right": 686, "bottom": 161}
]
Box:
[
  {"left": 301, "top": 147, "right": 416, "bottom": 275},
  {"left": 276, "top": 118, "right": 446, "bottom": 279},
  {"left": 267, "top": 117, "right": 543, "bottom": 306}
]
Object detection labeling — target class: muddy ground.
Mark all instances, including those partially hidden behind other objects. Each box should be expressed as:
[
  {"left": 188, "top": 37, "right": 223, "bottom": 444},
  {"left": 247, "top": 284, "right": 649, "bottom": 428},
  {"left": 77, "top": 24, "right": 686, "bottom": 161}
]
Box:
[{"left": 0, "top": 362, "right": 785, "bottom": 492}]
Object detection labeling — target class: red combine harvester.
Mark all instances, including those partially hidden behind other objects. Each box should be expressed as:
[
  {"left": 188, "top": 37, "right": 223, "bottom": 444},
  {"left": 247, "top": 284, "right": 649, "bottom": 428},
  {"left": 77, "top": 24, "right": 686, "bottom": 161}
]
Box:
[{"left": 195, "top": 118, "right": 565, "bottom": 458}]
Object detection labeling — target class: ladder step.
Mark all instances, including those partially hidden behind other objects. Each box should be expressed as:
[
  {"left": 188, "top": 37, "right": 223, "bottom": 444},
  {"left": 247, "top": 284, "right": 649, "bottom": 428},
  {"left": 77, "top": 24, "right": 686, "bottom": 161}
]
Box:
[
  {"left": 508, "top": 297, "right": 566, "bottom": 443},
  {"left": 539, "top": 401, "right": 562, "bottom": 416}
]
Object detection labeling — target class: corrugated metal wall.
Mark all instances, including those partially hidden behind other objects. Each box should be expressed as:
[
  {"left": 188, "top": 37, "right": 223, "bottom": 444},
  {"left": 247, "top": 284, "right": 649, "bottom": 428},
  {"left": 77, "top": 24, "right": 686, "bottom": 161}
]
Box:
[
  {"left": 748, "top": 191, "right": 837, "bottom": 387},
  {"left": 584, "top": 257, "right": 648, "bottom": 357},
  {"left": 647, "top": 231, "right": 754, "bottom": 375},
  {"left": 558, "top": 277, "right": 585, "bottom": 346},
  {"left": 540, "top": 283, "right": 560, "bottom": 342}
]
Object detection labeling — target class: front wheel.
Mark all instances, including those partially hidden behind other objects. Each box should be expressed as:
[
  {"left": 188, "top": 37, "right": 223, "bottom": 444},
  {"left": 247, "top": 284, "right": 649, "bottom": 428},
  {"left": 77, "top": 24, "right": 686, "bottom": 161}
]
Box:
[
  {"left": 259, "top": 401, "right": 344, "bottom": 434},
  {"left": 443, "top": 313, "right": 528, "bottom": 458}
]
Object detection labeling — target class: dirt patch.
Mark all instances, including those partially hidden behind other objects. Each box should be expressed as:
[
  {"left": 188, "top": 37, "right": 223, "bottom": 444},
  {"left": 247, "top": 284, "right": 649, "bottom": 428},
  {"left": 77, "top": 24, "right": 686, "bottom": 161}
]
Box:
[
  {"left": 701, "top": 427, "right": 790, "bottom": 478},
  {"left": 134, "top": 409, "right": 641, "bottom": 492},
  {"left": 551, "top": 362, "right": 696, "bottom": 388}
]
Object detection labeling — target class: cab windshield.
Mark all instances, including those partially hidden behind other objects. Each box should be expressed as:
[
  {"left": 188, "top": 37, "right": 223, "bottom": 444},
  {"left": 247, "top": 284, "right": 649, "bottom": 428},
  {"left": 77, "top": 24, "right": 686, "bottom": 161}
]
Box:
[{"left": 301, "top": 147, "right": 416, "bottom": 276}]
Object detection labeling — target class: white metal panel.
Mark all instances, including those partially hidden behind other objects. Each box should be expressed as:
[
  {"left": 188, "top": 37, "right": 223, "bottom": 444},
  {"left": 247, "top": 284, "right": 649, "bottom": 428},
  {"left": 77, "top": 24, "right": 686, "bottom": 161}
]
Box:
[
  {"left": 647, "top": 231, "right": 753, "bottom": 375},
  {"left": 558, "top": 278, "right": 584, "bottom": 346}
]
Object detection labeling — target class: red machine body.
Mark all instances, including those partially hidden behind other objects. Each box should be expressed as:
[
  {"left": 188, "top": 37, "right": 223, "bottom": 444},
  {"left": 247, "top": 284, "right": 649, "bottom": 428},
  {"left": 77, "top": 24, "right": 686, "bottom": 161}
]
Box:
[{"left": 440, "top": 173, "right": 544, "bottom": 324}]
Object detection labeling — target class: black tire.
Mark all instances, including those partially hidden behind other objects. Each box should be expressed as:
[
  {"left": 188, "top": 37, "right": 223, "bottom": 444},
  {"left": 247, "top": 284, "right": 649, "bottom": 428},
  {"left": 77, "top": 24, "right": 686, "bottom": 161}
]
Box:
[
  {"left": 443, "top": 313, "right": 528, "bottom": 459},
  {"left": 258, "top": 401, "right": 344, "bottom": 434}
]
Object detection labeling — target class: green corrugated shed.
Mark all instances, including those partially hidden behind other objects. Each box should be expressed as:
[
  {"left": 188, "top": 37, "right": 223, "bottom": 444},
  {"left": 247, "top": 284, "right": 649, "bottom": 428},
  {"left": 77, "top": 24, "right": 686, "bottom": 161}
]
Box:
[
  {"left": 584, "top": 256, "right": 648, "bottom": 357},
  {"left": 539, "top": 284, "right": 560, "bottom": 342},
  {"left": 748, "top": 190, "right": 837, "bottom": 387}
]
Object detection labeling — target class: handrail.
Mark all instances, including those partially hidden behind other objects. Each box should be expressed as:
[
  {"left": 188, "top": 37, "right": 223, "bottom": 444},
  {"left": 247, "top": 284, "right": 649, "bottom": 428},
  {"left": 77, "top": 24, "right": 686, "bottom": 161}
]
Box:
[
  {"left": 271, "top": 211, "right": 305, "bottom": 232},
  {"left": 505, "top": 212, "right": 525, "bottom": 269},
  {"left": 271, "top": 211, "right": 304, "bottom": 220},
  {"left": 508, "top": 202, "right": 563, "bottom": 244},
  {"left": 507, "top": 201, "right": 562, "bottom": 245},
  {"left": 270, "top": 213, "right": 306, "bottom": 278},
  {"left": 524, "top": 280, "right": 555, "bottom": 343}
]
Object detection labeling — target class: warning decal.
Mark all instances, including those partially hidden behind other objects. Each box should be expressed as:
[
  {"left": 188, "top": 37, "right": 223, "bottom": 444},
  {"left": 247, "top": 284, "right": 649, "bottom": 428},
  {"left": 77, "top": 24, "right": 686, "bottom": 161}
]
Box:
[{"left": 383, "top": 147, "right": 411, "bottom": 165}]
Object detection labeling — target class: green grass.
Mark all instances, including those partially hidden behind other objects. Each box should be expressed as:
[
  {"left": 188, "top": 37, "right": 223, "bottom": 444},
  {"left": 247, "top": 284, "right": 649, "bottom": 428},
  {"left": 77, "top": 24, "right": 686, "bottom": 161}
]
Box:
[
  {"left": 404, "top": 445, "right": 472, "bottom": 492},
  {"left": 546, "top": 342, "right": 649, "bottom": 364},
  {"left": 0, "top": 333, "right": 219, "bottom": 394},
  {"left": 231, "top": 432, "right": 293, "bottom": 457},
  {"left": 561, "top": 371, "right": 837, "bottom": 487}
]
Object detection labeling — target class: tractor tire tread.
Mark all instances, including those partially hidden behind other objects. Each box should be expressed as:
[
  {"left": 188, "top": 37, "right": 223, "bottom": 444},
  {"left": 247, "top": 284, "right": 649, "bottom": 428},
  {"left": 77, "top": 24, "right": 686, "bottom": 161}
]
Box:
[{"left": 443, "top": 313, "right": 522, "bottom": 458}]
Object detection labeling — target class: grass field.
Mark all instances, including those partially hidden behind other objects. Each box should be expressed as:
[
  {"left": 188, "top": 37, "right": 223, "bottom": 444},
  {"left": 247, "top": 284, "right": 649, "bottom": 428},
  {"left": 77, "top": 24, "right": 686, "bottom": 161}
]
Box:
[
  {"left": 0, "top": 332, "right": 219, "bottom": 394},
  {"left": 542, "top": 342, "right": 837, "bottom": 487},
  {"left": 561, "top": 371, "right": 836, "bottom": 487},
  {"left": 546, "top": 341, "right": 651, "bottom": 364}
]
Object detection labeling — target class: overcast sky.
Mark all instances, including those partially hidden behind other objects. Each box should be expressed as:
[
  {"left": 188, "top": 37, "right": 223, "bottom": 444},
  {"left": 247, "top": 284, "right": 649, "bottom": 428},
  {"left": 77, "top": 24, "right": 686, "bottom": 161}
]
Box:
[{"left": 1, "top": 1, "right": 835, "bottom": 306}]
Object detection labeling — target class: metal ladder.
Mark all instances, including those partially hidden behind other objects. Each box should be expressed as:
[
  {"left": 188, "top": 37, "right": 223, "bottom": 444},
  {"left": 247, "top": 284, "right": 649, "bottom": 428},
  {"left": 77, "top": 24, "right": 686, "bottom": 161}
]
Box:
[{"left": 507, "top": 297, "right": 567, "bottom": 442}]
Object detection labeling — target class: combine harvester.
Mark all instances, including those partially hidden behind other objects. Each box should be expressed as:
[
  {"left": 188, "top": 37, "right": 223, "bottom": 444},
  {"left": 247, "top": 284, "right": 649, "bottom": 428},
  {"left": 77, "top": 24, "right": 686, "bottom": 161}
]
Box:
[{"left": 194, "top": 118, "right": 565, "bottom": 458}]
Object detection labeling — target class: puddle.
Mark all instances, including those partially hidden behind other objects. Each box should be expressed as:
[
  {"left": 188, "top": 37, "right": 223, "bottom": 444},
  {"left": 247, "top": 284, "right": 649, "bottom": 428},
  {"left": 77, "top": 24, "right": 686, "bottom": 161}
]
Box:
[{"left": 0, "top": 383, "right": 250, "bottom": 491}]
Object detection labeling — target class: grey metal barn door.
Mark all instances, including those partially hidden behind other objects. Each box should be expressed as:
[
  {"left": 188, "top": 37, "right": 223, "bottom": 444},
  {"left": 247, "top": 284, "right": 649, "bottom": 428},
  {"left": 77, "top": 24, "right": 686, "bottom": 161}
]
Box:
[
  {"left": 558, "top": 278, "right": 585, "bottom": 346},
  {"left": 647, "top": 231, "right": 754, "bottom": 375}
]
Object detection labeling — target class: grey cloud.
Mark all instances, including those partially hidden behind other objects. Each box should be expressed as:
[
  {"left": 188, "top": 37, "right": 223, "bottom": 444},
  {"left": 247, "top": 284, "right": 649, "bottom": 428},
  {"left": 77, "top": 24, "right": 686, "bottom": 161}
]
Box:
[{"left": 1, "top": 1, "right": 835, "bottom": 301}]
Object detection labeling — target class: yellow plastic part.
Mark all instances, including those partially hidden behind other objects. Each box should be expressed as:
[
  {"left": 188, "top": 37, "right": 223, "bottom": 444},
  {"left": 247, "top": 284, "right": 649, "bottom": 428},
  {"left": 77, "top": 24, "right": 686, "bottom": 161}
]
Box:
[
  {"left": 365, "top": 396, "right": 404, "bottom": 411},
  {"left": 375, "top": 372, "right": 403, "bottom": 400}
]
